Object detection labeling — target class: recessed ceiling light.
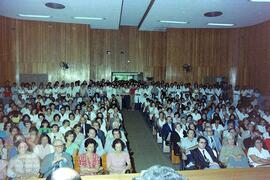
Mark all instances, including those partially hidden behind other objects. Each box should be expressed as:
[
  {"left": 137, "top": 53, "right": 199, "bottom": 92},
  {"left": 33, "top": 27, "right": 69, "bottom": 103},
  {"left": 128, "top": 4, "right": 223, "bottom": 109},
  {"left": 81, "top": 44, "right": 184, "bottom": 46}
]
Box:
[
  {"left": 250, "top": 0, "right": 270, "bottom": 2},
  {"left": 45, "top": 2, "right": 65, "bottom": 9},
  {"left": 204, "top": 11, "right": 223, "bottom": 17},
  {"left": 207, "top": 23, "right": 234, "bottom": 27},
  {"left": 73, "top": 17, "right": 105, "bottom": 20},
  {"left": 159, "top": 20, "right": 188, "bottom": 24},
  {"left": 18, "top": 14, "right": 51, "bottom": 18}
]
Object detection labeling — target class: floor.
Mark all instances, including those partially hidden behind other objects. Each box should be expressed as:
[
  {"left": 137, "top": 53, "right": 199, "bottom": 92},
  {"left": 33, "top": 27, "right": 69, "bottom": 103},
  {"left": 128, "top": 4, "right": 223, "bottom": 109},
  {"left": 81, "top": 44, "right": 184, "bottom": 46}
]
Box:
[{"left": 122, "top": 110, "right": 176, "bottom": 173}]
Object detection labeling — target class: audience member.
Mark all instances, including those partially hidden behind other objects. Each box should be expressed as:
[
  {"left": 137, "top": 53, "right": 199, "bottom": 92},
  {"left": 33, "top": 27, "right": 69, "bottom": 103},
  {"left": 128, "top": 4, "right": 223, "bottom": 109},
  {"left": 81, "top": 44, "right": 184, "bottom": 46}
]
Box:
[{"left": 107, "top": 139, "right": 131, "bottom": 174}]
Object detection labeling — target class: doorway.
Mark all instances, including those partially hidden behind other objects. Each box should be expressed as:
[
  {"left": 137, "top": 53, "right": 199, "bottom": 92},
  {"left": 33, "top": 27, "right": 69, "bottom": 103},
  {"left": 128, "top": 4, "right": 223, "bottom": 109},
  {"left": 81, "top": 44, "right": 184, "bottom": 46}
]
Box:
[{"left": 111, "top": 72, "right": 143, "bottom": 81}]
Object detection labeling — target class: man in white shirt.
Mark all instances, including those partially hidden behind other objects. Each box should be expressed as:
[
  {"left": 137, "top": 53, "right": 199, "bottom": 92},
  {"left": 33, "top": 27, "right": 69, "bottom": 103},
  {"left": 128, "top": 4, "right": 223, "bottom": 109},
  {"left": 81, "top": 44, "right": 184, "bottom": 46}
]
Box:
[{"left": 248, "top": 137, "right": 270, "bottom": 167}]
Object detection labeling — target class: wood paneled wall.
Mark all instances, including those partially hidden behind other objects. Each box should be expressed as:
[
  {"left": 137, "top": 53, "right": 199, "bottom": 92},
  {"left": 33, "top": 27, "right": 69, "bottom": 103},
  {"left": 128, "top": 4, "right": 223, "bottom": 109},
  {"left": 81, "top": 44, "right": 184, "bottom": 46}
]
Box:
[
  {"left": 0, "top": 16, "right": 269, "bottom": 94},
  {"left": 0, "top": 16, "right": 16, "bottom": 84},
  {"left": 165, "top": 28, "right": 249, "bottom": 84},
  {"left": 16, "top": 21, "right": 166, "bottom": 82}
]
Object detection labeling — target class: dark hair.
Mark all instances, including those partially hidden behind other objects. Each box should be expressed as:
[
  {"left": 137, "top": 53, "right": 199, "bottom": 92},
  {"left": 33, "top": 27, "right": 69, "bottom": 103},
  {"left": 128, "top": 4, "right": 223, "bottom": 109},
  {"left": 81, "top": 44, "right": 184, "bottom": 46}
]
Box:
[
  {"left": 40, "top": 119, "right": 50, "bottom": 128},
  {"left": 84, "top": 138, "right": 97, "bottom": 153},
  {"left": 112, "top": 138, "right": 126, "bottom": 151},
  {"left": 197, "top": 136, "right": 208, "bottom": 144},
  {"left": 92, "top": 121, "right": 101, "bottom": 128},
  {"left": 112, "top": 128, "right": 122, "bottom": 138},
  {"left": 64, "top": 130, "right": 76, "bottom": 143},
  {"left": 38, "top": 113, "right": 45, "bottom": 119},
  {"left": 62, "top": 119, "right": 70, "bottom": 126},
  {"left": 22, "top": 114, "right": 31, "bottom": 121},
  {"left": 53, "top": 114, "right": 61, "bottom": 121},
  {"left": 51, "top": 124, "right": 59, "bottom": 130},
  {"left": 188, "top": 122, "right": 196, "bottom": 130},
  {"left": 15, "top": 140, "right": 28, "bottom": 149},
  {"left": 73, "top": 124, "right": 81, "bottom": 130},
  {"left": 23, "top": 120, "right": 32, "bottom": 126},
  {"left": 69, "top": 113, "right": 75, "bottom": 118},
  {"left": 10, "top": 126, "right": 20, "bottom": 134},
  {"left": 39, "top": 134, "right": 51, "bottom": 144},
  {"left": 253, "top": 136, "right": 263, "bottom": 146},
  {"left": 187, "top": 128, "right": 196, "bottom": 135},
  {"left": 88, "top": 127, "right": 97, "bottom": 136},
  {"left": 29, "top": 127, "right": 38, "bottom": 134},
  {"left": 4, "top": 121, "right": 13, "bottom": 131}
]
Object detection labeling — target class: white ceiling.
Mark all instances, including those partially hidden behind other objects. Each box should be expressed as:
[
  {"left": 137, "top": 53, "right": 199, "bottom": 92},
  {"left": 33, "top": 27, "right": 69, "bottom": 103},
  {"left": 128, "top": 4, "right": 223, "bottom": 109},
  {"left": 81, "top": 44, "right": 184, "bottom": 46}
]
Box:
[{"left": 1, "top": 0, "right": 270, "bottom": 31}]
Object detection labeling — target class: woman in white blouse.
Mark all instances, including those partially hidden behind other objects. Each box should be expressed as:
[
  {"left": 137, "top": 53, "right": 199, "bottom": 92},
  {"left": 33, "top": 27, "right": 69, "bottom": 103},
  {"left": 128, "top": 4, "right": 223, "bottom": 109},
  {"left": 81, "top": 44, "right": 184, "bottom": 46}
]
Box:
[
  {"left": 7, "top": 140, "right": 40, "bottom": 179},
  {"left": 33, "top": 134, "right": 54, "bottom": 160}
]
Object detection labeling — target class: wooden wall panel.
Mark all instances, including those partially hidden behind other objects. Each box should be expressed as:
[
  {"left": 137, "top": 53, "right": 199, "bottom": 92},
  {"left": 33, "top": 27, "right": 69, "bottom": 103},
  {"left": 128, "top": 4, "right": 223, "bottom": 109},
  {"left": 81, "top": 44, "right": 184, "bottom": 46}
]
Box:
[
  {"left": 0, "top": 16, "right": 16, "bottom": 84},
  {"left": 244, "top": 21, "right": 270, "bottom": 95},
  {"left": 0, "top": 16, "right": 269, "bottom": 94}
]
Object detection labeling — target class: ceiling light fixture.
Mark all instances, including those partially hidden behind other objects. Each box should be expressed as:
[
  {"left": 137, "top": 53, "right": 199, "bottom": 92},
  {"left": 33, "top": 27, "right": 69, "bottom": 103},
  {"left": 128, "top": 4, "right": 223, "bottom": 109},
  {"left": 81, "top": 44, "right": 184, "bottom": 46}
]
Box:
[
  {"left": 207, "top": 23, "right": 234, "bottom": 27},
  {"left": 45, "top": 2, "right": 65, "bottom": 9},
  {"left": 73, "top": 17, "right": 105, "bottom": 20},
  {"left": 204, "top": 11, "right": 223, "bottom": 17},
  {"left": 250, "top": 0, "right": 270, "bottom": 2},
  {"left": 159, "top": 20, "right": 188, "bottom": 24},
  {"left": 18, "top": 14, "right": 51, "bottom": 18}
]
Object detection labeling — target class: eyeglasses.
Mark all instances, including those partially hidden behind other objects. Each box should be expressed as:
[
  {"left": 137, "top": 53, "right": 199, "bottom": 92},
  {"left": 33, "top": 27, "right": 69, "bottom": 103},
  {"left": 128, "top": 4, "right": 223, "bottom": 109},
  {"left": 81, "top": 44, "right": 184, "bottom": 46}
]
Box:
[{"left": 199, "top": 141, "right": 207, "bottom": 144}]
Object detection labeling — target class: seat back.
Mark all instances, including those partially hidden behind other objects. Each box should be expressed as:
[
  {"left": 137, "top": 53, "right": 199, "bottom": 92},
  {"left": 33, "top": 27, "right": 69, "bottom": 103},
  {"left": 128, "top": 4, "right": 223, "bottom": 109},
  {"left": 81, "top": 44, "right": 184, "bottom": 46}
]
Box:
[
  {"left": 171, "top": 149, "right": 181, "bottom": 164},
  {"left": 73, "top": 152, "right": 80, "bottom": 172},
  {"left": 101, "top": 154, "right": 107, "bottom": 171}
]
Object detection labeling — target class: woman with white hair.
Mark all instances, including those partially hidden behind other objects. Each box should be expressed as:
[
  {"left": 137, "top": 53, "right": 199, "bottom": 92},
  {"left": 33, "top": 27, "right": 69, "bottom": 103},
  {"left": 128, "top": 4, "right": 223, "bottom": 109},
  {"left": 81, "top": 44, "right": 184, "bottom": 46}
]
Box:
[{"left": 219, "top": 134, "right": 249, "bottom": 168}]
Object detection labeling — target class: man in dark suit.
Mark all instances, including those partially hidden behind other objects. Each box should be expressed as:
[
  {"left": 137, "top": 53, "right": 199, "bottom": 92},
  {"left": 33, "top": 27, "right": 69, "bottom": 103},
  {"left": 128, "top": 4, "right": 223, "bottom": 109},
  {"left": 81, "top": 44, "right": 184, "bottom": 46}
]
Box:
[
  {"left": 79, "top": 116, "right": 91, "bottom": 137},
  {"left": 191, "top": 136, "right": 221, "bottom": 169},
  {"left": 161, "top": 116, "right": 174, "bottom": 141},
  {"left": 92, "top": 119, "right": 106, "bottom": 146}
]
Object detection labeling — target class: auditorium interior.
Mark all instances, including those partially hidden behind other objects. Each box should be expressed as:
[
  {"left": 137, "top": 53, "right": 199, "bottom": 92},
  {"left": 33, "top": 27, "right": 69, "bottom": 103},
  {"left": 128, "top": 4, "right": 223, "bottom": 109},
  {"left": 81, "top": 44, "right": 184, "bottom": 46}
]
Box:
[{"left": 1, "top": 0, "right": 270, "bottom": 180}]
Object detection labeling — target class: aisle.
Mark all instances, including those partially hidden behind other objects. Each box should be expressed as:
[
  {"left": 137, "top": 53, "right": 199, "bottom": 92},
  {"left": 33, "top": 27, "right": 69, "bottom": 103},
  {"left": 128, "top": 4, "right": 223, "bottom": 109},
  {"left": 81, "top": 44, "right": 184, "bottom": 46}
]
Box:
[{"left": 122, "top": 110, "right": 173, "bottom": 172}]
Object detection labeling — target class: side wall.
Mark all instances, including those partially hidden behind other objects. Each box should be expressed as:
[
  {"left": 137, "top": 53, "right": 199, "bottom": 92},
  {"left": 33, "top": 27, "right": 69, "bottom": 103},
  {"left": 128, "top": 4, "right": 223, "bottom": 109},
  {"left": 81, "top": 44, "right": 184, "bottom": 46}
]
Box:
[{"left": 0, "top": 16, "right": 269, "bottom": 94}]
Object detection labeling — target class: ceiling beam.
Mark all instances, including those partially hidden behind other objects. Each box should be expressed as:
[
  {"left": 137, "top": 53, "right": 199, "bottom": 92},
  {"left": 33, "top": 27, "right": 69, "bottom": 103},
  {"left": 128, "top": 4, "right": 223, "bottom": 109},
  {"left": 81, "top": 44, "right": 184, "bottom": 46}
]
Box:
[
  {"left": 138, "top": 0, "right": 155, "bottom": 29},
  {"left": 118, "top": 0, "right": 124, "bottom": 29}
]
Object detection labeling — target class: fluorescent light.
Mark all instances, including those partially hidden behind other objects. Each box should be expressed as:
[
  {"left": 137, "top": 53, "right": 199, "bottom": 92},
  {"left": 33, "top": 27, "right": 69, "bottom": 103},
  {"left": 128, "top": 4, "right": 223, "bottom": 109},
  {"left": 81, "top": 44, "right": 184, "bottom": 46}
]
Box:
[
  {"left": 159, "top": 20, "right": 188, "bottom": 24},
  {"left": 73, "top": 17, "right": 105, "bottom": 20},
  {"left": 18, "top": 14, "right": 51, "bottom": 18},
  {"left": 207, "top": 23, "right": 234, "bottom": 27},
  {"left": 250, "top": 0, "right": 270, "bottom": 2}
]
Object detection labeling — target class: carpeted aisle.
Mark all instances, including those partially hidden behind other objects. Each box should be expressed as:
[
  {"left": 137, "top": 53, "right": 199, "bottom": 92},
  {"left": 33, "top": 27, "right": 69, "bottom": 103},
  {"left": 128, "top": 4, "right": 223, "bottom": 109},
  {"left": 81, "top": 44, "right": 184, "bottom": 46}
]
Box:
[{"left": 122, "top": 110, "right": 173, "bottom": 172}]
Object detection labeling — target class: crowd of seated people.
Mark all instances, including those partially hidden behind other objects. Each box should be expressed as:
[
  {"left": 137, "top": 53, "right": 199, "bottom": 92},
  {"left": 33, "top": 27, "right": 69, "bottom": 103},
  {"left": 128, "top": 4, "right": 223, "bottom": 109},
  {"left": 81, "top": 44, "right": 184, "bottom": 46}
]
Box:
[
  {"left": 0, "top": 80, "right": 135, "bottom": 179},
  {"left": 0, "top": 79, "right": 269, "bottom": 179},
  {"left": 140, "top": 81, "right": 270, "bottom": 169}
]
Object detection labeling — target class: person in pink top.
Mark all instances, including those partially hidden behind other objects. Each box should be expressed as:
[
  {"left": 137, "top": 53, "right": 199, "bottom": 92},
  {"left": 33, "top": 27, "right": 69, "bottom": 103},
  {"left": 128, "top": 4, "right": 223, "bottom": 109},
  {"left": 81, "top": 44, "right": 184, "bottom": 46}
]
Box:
[
  {"left": 79, "top": 138, "right": 101, "bottom": 175},
  {"left": 107, "top": 139, "right": 131, "bottom": 174}
]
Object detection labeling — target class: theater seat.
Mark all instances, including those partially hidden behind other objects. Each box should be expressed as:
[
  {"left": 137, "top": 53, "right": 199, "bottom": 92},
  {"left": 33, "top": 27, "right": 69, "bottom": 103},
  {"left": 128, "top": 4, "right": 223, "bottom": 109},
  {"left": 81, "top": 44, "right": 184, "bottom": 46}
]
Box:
[
  {"left": 73, "top": 152, "right": 80, "bottom": 172},
  {"left": 171, "top": 149, "right": 181, "bottom": 164},
  {"left": 101, "top": 154, "right": 107, "bottom": 171},
  {"left": 264, "top": 139, "right": 270, "bottom": 150}
]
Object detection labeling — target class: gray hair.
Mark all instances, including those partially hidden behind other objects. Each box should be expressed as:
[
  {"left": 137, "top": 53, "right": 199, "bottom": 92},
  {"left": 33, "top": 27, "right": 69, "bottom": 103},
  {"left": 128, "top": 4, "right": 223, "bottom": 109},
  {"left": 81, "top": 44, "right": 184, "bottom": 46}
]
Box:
[
  {"left": 53, "top": 139, "right": 64, "bottom": 146},
  {"left": 133, "top": 165, "right": 186, "bottom": 180},
  {"left": 50, "top": 168, "right": 81, "bottom": 180}
]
